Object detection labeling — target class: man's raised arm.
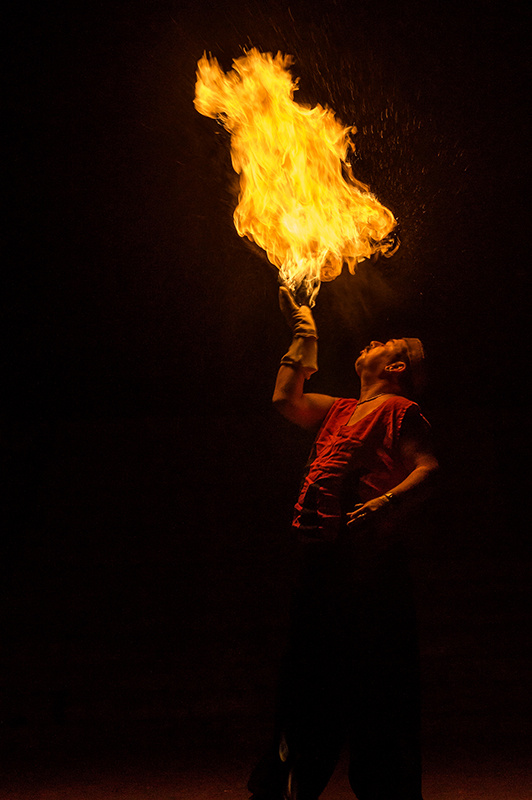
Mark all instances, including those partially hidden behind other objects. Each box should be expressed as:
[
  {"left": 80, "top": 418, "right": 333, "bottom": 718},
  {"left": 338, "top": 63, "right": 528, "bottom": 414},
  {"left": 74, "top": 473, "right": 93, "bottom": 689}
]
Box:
[{"left": 272, "top": 287, "right": 336, "bottom": 430}]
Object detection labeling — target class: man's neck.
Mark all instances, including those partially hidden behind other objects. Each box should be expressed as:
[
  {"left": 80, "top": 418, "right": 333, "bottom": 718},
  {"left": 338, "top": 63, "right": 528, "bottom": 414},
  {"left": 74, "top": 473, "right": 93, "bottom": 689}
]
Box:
[{"left": 358, "top": 380, "right": 398, "bottom": 403}]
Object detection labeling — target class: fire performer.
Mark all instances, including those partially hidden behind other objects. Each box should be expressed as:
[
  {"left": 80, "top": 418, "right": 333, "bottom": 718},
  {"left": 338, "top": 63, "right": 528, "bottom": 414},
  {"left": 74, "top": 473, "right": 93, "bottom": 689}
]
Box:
[{"left": 248, "top": 287, "right": 439, "bottom": 800}]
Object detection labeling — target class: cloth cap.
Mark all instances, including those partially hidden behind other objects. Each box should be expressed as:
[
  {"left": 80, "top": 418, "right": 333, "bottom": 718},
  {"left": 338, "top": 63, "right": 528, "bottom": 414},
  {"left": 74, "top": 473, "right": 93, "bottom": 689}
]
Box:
[{"left": 401, "top": 337, "right": 427, "bottom": 395}]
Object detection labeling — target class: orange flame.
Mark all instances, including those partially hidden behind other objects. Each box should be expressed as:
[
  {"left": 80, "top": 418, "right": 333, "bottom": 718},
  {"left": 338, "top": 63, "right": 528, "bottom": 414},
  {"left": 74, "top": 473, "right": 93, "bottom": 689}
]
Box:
[{"left": 194, "top": 49, "right": 398, "bottom": 305}]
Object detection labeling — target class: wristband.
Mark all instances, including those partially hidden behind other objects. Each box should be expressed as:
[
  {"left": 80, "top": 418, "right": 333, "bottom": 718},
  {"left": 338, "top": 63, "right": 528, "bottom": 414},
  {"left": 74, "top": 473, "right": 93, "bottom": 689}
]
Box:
[{"left": 280, "top": 336, "right": 318, "bottom": 378}]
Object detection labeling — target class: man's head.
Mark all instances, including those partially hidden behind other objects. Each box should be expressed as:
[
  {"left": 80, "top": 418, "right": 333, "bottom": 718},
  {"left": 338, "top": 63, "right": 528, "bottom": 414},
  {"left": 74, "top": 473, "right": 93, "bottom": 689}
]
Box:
[{"left": 355, "top": 337, "right": 426, "bottom": 397}]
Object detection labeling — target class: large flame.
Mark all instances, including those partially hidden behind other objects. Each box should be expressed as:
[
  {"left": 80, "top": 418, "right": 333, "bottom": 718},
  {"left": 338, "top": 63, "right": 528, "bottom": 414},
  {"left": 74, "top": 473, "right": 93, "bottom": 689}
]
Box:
[{"left": 194, "top": 48, "right": 398, "bottom": 305}]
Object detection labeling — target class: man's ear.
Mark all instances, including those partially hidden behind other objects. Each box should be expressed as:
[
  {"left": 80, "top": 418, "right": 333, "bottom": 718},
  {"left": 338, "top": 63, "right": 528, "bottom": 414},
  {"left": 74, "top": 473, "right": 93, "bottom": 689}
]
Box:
[{"left": 385, "top": 360, "right": 407, "bottom": 374}]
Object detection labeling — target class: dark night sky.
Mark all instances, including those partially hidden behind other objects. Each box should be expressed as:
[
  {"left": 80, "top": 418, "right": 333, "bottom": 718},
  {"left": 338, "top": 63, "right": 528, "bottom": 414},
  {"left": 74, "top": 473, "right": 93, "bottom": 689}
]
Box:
[
  {"left": 2, "top": 0, "right": 531, "bottom": 780},
  {"left": 5, "top": 0, "right": 530, "bottom": 418}
]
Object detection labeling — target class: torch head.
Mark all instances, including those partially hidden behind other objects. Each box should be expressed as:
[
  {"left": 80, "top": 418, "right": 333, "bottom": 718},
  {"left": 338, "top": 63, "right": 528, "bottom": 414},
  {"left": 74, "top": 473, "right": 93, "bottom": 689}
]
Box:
[{"left": 277, "top": 274, "right": 316, "bottom": 308}]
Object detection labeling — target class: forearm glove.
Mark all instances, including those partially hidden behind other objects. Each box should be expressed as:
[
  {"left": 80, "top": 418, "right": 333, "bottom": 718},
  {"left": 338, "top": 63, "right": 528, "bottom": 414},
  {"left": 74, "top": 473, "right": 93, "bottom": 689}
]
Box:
[{"left": 278, "top": 286, "right": 318, "bottom": 378}]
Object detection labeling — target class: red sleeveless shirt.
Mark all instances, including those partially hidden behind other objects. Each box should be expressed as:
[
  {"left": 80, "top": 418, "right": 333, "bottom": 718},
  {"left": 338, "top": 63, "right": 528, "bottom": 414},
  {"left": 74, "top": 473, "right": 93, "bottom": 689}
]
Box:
[{"left": 293, "top": 395, "right": 429, "bottom": 541}]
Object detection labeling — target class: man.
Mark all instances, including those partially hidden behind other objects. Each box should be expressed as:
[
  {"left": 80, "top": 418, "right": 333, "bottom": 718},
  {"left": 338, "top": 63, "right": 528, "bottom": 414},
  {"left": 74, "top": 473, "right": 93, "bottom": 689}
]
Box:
[{"left": 248, "top": 287, "right": 439, "bottom": 800}]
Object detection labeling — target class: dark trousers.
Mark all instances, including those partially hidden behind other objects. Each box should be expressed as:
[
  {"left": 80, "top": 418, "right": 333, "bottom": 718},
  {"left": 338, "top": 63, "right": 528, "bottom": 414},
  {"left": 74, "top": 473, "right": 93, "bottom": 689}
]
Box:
[{"left": 248, "top": 530, "right": 424, "bottom": 800}]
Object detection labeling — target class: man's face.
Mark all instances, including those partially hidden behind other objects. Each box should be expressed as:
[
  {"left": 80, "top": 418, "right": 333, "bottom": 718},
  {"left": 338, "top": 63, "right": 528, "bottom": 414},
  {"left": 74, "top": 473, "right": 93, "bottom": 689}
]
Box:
[{"left": 355, "top": 339, "right": 407, "bottom": 376}]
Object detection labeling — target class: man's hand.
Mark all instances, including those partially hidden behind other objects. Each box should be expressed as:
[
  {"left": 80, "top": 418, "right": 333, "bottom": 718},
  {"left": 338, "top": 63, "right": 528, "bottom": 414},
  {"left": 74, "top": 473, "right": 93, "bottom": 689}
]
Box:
[
  {"left": 278, "top": 286, "right": 318, "bottom": 339},
  {"left": 273, "top": 286, "right": 335, "bottom": 429},
  {"left": 346, "top": 496, "right": 392, "bottom": 528},
  {"left": 278, "top": 286, "right": 318, "bottom": 378}
]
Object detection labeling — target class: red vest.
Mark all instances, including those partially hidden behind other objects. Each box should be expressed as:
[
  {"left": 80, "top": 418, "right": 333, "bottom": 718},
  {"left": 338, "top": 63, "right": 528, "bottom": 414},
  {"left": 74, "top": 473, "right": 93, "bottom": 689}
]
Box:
[{"left": 293, "top": 396, "right": 429, "bottom": 541}]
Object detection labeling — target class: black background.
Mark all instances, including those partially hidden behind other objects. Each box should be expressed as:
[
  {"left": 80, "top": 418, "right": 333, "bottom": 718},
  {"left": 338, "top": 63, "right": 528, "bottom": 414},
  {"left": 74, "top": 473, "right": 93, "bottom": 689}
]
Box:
[{"left": 3, "top": 0, "right": 531, "bottom": 787}]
